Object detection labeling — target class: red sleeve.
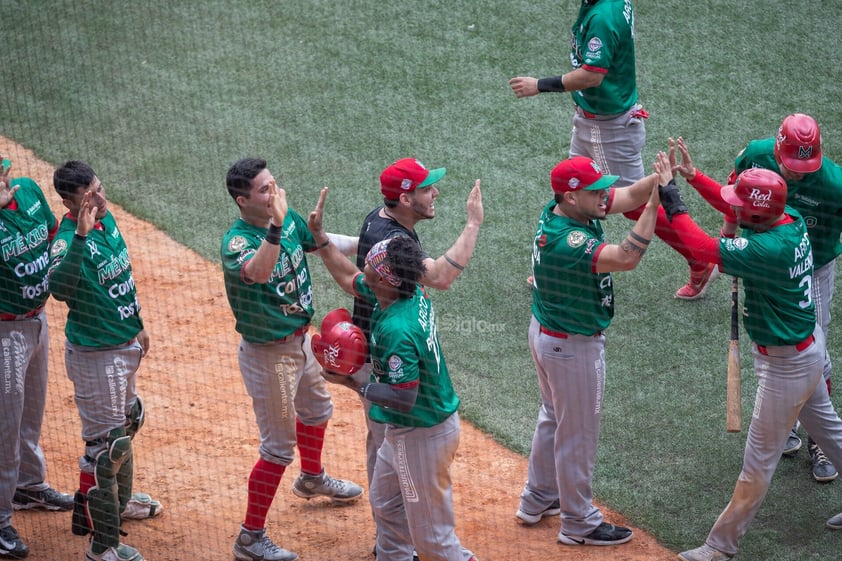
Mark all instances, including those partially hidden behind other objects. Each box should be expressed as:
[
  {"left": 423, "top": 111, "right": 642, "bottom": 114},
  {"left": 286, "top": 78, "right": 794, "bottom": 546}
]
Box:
[
  {"left": 670, "top": 214, "right": 722, "bottom": 265},
  {"left": 582, "top": 64, "right": 608, "bottom": 74},
  {"left": 590, "top": 243, "right": 606, "bottom": 273},
  {"left": 688, "top": 171, "right": 737, "bottom": 223}
]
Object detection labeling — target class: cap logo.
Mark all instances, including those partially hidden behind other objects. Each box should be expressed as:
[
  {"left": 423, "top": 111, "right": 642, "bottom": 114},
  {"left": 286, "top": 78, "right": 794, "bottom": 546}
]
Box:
[
  {"left": 400, "top": 178, "right": 414, "bottom": 191},
  {"left": 568, "top": 178, "right": 580, "bottom": 190},
  {"left": 590, "top": 160, "right": 602, "bottom": 173},
  {"left": 798, "top": 146, "right": 813, "bottom": 160}
]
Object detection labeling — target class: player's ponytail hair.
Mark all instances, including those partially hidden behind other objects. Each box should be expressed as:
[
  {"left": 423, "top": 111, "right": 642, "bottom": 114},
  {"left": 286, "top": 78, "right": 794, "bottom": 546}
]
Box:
[{"left": 386, "top": 236, "right": 426, "bottom": 299}]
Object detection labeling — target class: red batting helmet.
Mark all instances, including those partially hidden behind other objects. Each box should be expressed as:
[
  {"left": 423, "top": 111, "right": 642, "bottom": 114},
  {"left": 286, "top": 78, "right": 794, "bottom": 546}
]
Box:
[
  {"left": 311, "top": 321, "right": 368, "bottom": 376},
  {"left": 721, "top": 168, "right": 788, "bottom": 226},
  {"left": 320, "top": 307, "right": 353, "bottom": 336},
  {"left": 775, "top": 113, "right": 822, "bottom": 174}
]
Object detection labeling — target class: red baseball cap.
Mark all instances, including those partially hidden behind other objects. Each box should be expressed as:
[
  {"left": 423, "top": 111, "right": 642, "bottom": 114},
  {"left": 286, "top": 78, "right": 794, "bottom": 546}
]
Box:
[
  {"left": 380, "top": 158, "right": 446, "bottom": 200},
  {"left": 551, "top": 156, "right": 619, "bottom": 194}
]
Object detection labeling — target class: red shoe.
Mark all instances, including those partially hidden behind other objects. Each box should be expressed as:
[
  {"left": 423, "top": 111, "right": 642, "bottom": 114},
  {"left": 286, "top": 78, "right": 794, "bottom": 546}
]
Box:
[{"left": 675, "top": 263, "right": 720, "bottom": 300}]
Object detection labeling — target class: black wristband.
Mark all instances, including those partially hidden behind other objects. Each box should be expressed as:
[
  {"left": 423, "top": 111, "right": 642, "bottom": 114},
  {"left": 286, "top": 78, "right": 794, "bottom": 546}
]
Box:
[
  {"left": 537, "top": 76, "right": 566, "bottom": 93},
  {"left": 316, "top": 239, "right": 330, "bottom": 250},
  {"left": 74, "top": 232, "right": 87, "bottom": 241},
  {"left": 659, "top": 179, "right": 688, "bottom": 222},
  {"left": 265, "top": 224, "right": 282, "bottom": 245}
]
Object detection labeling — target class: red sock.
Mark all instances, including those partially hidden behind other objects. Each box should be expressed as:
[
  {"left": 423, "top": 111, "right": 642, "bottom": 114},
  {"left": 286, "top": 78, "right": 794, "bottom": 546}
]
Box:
[
  {"left": 243, "top": 458, "right": 286, "bottom": 531},
  {"left": 296, "top": 418, "right": 327, "bottom": 475},
  {"left": 79, "top": 471, "right": 95, "bottom": 494}
]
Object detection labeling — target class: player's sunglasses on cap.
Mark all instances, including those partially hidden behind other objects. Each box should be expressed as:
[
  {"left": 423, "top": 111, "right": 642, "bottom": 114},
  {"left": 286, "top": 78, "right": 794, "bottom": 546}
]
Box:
[
  {"left": 551, "top": 156, "right": 619, "bottom": 194},
  {"left": 365, "top": 239, "right": 402, "bottom": 287},
  {"left": 380, "top": 158, "right": 446, "bottom": 200}
]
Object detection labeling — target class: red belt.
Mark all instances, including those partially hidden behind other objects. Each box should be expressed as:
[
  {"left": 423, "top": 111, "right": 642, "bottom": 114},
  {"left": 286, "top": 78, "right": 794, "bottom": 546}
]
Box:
[
  {"left": 539, "top": 325, "right": 602, "bottom": 338},
  {"left": 0, "top": 306, "right": 44, "bottom": 321},
  {"left": 756, "top": 334, "right": 815, "bottom": 356},
  {"left": 278, "top": 325, "right": 310, "bottom": 343}
]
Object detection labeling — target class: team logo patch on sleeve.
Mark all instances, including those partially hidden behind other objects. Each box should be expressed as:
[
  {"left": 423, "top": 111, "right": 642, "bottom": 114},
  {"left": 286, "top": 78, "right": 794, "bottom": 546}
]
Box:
[
  {"left": 228, "top": 235, "right": 247, "bottom": 253},
  {"left": 388, "top": 354, "right": 402, "bottom": 372},
  {"left": 50, "top": 239, "right": 67, "bottom": 257},
  {"left": 567, "top": 231, "right": 587, "bottom": 248}
]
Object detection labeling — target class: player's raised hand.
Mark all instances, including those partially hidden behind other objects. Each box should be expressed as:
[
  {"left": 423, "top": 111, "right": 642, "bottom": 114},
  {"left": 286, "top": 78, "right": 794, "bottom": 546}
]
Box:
[
  {"left": 75, "top": 191, "right": 99, "bottom": 236},
  {"left": 466, "top": 180, "right": 483, "bottom": 227},
  {"left": 654, "top": 151, "right": 674, "bottom": 186},
  {"left": 268, "top": 184, "right": 288, "bottom": 227},
  {"left": 308, "top": 187, "right": 329, "bottom": 240},
  {"left": 669, "top": 137, "right": 697, "bottom": 181},
  {"left": 508, "top": 76, "right": 539, "bottom": 98},
  {"left": 0, "top": 157, "right": 19, "bottom": 208}
]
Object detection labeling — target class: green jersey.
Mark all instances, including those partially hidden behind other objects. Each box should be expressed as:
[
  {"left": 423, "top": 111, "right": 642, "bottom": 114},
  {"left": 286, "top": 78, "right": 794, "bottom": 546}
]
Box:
[
  {"left": 0, "top": 178, "right": 57, "bottom": 314},
  {"left": 735, "top": 138, "right": 842, "bottom": 268},
  {"left": 221, "top": 209, "right": 316, "bottom": 343},
  {"left": 48, "top": 211, "right": 144, "bottom": 347},
  {"left": 570, "top": 0, "right": 638, "bottom": 115},
  {"left": 354, "top": 275, "right": 460, "bottom": 428},
  {"left": 719, "top": 208, "right": 815, "bottom": 346},
  {"left": 531, "top": 201, "right": 612, "bottom": 335}
]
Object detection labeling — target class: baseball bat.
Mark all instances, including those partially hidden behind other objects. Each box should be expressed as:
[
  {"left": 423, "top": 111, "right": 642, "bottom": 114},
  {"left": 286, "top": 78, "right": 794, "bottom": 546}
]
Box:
[{"left": 726, "top": 276, "right": 742, "bottom": 432}]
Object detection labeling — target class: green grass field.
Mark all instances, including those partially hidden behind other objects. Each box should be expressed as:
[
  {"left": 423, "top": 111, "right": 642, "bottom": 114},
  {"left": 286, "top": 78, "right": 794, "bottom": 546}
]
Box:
[{"left": 3, "top": 1, "right": 842, "bottom": 559}]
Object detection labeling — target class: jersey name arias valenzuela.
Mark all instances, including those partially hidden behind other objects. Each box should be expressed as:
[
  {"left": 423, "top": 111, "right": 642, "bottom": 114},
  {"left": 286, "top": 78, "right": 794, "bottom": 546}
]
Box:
[
  {"left": 531, "top": 201, "right": 612, "bottom": 335},
  {"left": 735, "top": 138, "right": 842, "bottom": 269},
  {"left": 221, "top": 209, "right": 317, "bottom": 344},
  {"left": 570, "top": 0, "right": 638, "bottom": 115},
  {"left": 355, "top": 276, "right": 460, "bottom": 428},
  {"left": 0, "top": 178, "right": 57, "bottom": 314},
  {"left": 719, "top": 208, "right": 815, "bottom": 347},
  {"left": 49, "top": 211, "right": 143, "bottom": 347}
]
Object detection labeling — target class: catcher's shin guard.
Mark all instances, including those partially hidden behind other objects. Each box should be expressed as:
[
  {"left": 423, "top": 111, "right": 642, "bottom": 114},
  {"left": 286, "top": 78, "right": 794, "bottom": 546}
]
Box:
[{"left": 86, "top": 427, "right": 133, "bottom": 553}]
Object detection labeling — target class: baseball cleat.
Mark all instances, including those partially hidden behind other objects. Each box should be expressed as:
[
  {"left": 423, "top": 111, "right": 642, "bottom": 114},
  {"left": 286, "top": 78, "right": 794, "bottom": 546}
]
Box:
[
  {"left": 85, "top": 543, "right": 144, "bottom": 561},
  {"left": 12, "top": 486, "right": 74, "bottom": 511},
  {"left": 675, "top": 263, "right": 720, "bottom": 300},
  {"left": 558, "top": 522, "right": 632, "bottom": 546},
  {"left": 292, "top": 469, "right": 363, "bottom": 503},
  {"left": 0, "top": 525, "right": 29, "bottom": 560},
  {"left": 121, "top": 493, "right": 164, "bottom": 520},
  {"left": 782, "top": 423, "right": 802, "bottom": 456},
  {"left": 677, "top": 543, "right": 732, "bottom": 561},
  {"left": 827, "top": 511, "right": 842, "bottom": 530},
  {"left": 808, "top": 440, "right": 838, "bottom": 482},
  {"left": 233, "top": 527, "right": 298, "bottom": 561},
  {"left": 515, "top": 500, "right": 561, "bottom": 525}
]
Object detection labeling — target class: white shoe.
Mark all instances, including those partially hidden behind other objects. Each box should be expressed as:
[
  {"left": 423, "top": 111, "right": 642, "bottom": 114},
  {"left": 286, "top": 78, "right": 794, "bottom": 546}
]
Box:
[
  {"left": 677, "top": 543, "right": 732, "bottom": 561},
  {"left": 121, "top": 493, "right": 163, "bottom": 520}
]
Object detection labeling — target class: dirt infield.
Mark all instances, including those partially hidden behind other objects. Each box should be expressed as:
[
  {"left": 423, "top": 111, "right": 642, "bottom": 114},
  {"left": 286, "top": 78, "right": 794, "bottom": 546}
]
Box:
[{"left": 3, "top": 137, "right": 675, "bottom": 560}]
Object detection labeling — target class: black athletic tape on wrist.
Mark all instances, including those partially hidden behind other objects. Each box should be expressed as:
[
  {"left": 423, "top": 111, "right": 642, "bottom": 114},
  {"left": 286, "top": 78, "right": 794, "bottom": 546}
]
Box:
[
  {"left": 537, "top": 76, "right": 566, "bottom": 93},
  {"left": 628, "top": 231, "right": 651, "bottom": 246},
  {"left": 444, "top": 254, "right": 465, "bottom": 271},
  {"left": 265, "top": 224, "right": 282, "bottom": 245}
]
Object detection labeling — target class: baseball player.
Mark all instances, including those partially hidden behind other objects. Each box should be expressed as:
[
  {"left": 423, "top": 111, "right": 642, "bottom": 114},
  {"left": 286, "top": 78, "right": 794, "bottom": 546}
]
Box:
[
  {"left": 655, "top": 159, "right": 842, "bottom": 561},
  {"left": 0, "top": 159, "right": 72, "bottom": 560},
  {"left": 221, "top": 158, "right": 363, "bottom": 561},
  {"left": 309, "top": 189, "right": 478, "bottom": 561},
  {"left": 517, "top": 156, "right": 660, "bottom": 546},
  {"left": 48, "top": 161, "right": 162, "bottom": 561},
  {"left": 350, "top": 158, "right": 482, "bottom": 559},
  {"left": 509, "top": 0, "right": 717, "bottom": 300},
  {"left": 671, "top": 116, "right": 842, "bottom": 482}
]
